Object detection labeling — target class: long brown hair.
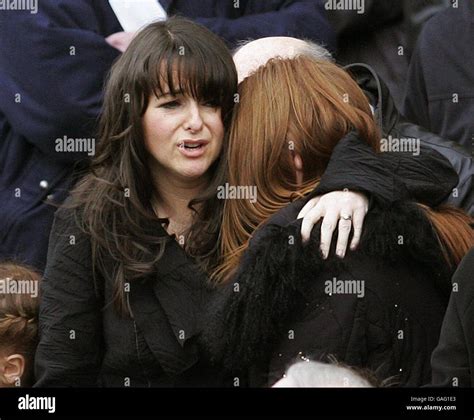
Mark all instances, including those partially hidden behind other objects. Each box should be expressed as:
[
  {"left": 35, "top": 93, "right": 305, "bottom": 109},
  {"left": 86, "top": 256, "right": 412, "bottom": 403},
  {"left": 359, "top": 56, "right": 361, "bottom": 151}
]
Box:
[
  {"left": 214, "top": 57, "right": 380, "bottom": 283},
  {"left": 68, "top": 17, "right": 237, "bottom": 314},
  {"left": 214, "top": 56, "right": 473, "bottom": 284}
]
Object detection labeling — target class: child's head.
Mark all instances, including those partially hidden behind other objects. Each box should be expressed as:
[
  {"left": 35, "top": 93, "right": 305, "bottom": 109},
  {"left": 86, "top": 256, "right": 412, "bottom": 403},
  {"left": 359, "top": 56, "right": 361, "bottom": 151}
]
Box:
[{"left": 0, "top": 262, "right": 40, "bottom": 387}]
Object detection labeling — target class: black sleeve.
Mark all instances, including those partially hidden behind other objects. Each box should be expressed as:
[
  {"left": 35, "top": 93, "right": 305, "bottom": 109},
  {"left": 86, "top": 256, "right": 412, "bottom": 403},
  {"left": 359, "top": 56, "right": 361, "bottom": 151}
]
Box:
[
  {"left": 312, "top": 131, "right": 458, "bottom": 207},
  {"left": 431, "top": 249, "right": 474, "bottom": 388},
  {"left": 430, "top": 292, "right": 471, "bottom": 387},
  {"left": 34, "top": 207, "right": 103, "bottom": 387},
  {"left": 378, "top": 143, "right": 459, "bottom": 207},
  {"left": 397, "top": 122, "right": 473, "bottom": 215}
]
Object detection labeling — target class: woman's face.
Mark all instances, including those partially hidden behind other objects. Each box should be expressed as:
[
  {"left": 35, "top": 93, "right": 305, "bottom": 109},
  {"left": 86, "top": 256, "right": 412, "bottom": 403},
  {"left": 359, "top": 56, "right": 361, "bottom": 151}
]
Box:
[{"left": 143, "top": 91, "right": 224, "bottom": 183}]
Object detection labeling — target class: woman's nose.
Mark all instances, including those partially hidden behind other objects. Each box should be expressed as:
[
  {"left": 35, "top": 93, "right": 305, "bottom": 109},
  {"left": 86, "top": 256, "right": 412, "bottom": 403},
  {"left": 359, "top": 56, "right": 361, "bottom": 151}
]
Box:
[{"left": 183, "top": 101, "right": 204, "bottom": 132}]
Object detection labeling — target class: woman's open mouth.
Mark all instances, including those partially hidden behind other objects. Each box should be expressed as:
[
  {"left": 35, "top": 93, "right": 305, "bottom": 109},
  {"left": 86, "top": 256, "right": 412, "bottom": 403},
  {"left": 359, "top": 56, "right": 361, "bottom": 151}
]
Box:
[{"left": 178, "top": 140, "right": 209, "bottom": 157}]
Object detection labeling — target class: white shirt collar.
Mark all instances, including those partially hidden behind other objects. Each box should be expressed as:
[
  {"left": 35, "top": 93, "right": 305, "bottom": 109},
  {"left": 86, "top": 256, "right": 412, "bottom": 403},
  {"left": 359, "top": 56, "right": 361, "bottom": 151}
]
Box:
[{"left": 108, "top": 0, "right": 167, "bottom": 32}]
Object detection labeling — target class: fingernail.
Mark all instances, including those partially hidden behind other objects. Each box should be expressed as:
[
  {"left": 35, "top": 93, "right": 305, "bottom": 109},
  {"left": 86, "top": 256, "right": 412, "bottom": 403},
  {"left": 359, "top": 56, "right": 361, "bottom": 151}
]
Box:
[{"left": 336, "top": 250, "right": 344, "bottom": 258}]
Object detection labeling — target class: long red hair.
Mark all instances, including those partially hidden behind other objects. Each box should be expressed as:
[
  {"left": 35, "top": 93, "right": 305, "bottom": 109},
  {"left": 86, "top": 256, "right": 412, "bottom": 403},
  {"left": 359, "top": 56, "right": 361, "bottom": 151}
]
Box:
[{"left": 214, "top": 57, "right": 380, "bottom": 283}]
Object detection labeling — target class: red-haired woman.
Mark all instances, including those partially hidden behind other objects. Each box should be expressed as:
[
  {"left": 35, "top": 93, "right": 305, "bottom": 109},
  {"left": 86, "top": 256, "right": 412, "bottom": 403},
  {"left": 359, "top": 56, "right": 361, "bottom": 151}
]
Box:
[{"left": 205, "top": 56, "right": 474, "bottom": 387}]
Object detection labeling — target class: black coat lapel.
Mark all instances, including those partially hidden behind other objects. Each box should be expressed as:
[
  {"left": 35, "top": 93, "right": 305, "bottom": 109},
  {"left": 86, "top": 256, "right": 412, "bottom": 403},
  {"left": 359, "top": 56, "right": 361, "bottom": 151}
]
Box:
[
  {"left": 151, "top": 238, "right": 212, "bottom": 344},
  {"left": 129, "top": 238, "right": 211, "bottom": 376}
]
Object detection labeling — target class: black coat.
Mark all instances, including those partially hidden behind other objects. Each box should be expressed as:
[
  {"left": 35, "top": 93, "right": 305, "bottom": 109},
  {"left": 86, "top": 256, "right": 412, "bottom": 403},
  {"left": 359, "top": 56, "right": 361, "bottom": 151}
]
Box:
[
  {"left": 34, "top": 206, "right": 221, "bottom": 387},
  {"left": 431, "top": 247, "right": 474, "bottom": 387},
  {"left": 204, "top": 199, "right": 453, "bottom": 387}
]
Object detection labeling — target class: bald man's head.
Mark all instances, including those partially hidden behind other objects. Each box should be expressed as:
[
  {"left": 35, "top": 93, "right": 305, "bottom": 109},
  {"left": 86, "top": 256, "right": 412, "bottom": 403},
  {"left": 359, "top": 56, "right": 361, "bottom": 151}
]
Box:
[{"left": 233, "top": 36, "right": 332, "bottom": 83}]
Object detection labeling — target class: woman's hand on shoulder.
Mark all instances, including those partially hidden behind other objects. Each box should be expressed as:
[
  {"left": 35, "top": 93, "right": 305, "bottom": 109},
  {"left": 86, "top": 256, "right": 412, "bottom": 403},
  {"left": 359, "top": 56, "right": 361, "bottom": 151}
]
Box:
[{"left": 298, "top": 190, "right": 368, "bottom": 259}]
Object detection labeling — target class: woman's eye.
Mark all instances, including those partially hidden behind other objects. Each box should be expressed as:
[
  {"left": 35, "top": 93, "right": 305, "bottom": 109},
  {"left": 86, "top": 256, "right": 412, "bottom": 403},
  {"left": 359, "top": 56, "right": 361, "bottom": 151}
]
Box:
[
  {"left": 160, "top": 100, "right": 181, "bottom": 109},
  {"left": 202, "top": 101, "right": 219, "bottom": 108}
]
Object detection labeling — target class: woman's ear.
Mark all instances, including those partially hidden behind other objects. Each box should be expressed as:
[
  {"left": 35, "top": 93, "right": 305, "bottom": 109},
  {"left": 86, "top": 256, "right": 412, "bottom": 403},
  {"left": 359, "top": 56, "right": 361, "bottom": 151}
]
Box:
[
  {"left": 293, "top": 153, "right": 304, "bottom": 186},
  {"left": 2, "top": 354, "right": 25, "bottom": 386}
]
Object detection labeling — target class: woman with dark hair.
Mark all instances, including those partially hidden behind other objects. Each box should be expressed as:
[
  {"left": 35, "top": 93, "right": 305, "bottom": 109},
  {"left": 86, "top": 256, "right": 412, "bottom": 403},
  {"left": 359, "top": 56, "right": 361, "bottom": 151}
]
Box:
[
  {"left": 206, "top": 56, "right": 474, "bottom": 387},
  {"left": 34, "top": 17, "right": 239, "bottom": 387}
]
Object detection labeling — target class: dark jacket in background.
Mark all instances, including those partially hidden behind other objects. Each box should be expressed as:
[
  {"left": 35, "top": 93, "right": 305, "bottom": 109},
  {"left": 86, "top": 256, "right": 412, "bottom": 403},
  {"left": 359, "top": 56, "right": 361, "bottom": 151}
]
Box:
[
  {"left": 205, "top": 193, "right": 453, "bottom": 387},
  {"left": 327, "top": 0, "right": 449, "bottom": 109},
  {"left": 168, "top": 0, "right": 336, "bottom": 49},
  {"left": 0, "top": 0, "right": 335, "bottom": 272},
  {"left": 0, "top": 0, "right": 121, "bottom": 271},
  {"left": 431, "top": 247, "right": 474, "bottom": 387},
  {"left": 402, "top": 1, "right": 474, "bottom": 151},
  {"left": 34, "top": 205, "right": 222, "bottom": 387},
  {"left": 342, "top": 63, "right": 473, "bottom": 215}
]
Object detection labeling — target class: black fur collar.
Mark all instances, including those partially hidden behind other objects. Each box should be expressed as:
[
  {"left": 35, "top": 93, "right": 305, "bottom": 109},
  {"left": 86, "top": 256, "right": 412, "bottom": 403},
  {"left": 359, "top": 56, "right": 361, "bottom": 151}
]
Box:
[{"left": 203, "top": 200, "right": 450, "bottom": 372}]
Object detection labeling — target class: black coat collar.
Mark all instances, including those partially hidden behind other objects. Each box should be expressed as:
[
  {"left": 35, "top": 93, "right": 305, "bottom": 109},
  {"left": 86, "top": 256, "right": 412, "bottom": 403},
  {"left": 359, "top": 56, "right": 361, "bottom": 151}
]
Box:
[{"left": 129, "top": 237, "right": 211, "bottom": 376}]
